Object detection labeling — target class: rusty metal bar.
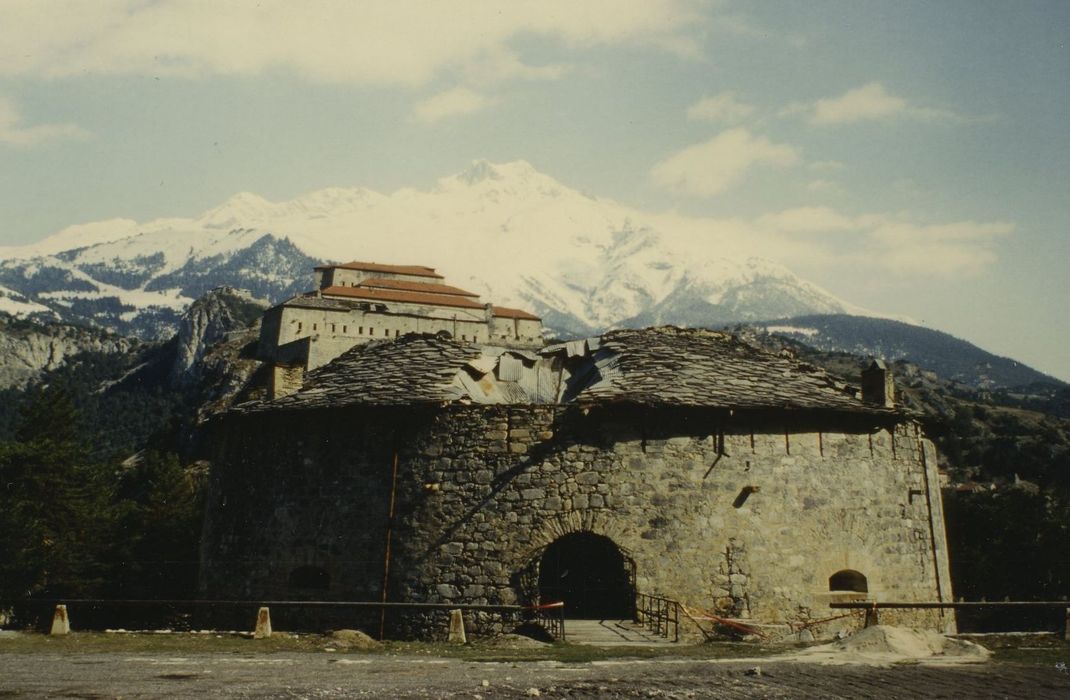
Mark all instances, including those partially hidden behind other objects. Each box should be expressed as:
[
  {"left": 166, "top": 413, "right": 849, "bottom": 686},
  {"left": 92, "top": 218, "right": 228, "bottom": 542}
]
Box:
[
  {"left": 830, "top": 602, "right": 1070, "bottom": 609},
  {"left": 379, "top": 449, "right": 401, "bottom": 640},
  {"left": 1, "top": 598, "right": 529, "bottom": 611},
  {"left": 635, "top": 592, "right": 679, "bottom": 641}
]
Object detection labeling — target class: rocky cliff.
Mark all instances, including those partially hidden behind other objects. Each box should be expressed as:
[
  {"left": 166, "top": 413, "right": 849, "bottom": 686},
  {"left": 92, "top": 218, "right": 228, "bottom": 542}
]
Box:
[
  {"left": 169, "top": 287, "right": 269, "bottom": 386},
  {"left": 0, "top": 315, "right": 139, "bottom": 389}
]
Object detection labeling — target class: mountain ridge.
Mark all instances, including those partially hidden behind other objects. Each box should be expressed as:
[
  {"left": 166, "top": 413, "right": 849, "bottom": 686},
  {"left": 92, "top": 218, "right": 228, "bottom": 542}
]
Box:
[
  {"left": 1, "top": 159, "right": 1051, "bottom": 389},
  {"left": 744, "top": 314, "right": 1065, "bottom": 390},
  {"left": 0, "top": 160, "right": 873, "bottom": 342}
]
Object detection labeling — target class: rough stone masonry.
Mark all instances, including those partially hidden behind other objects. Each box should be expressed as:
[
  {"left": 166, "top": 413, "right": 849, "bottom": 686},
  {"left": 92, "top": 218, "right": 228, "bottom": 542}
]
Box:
[{"left": 201, "top": 328, "right": 954, "bottom": 639}]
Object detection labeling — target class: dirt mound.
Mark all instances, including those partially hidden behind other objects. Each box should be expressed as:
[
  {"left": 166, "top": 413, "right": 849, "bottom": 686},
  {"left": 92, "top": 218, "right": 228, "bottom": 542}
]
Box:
[
  {"left": 329, "top": 629, "right": 380, "bottom": 650},
  {"left": 793, "top": 626, "right": 990, "bottom": 666},
  {"left": 834, "top": 626, "right": 987, "bottom": 657},
  {"left": 479, "top": 633, "right": 551, "bottom": 649}
]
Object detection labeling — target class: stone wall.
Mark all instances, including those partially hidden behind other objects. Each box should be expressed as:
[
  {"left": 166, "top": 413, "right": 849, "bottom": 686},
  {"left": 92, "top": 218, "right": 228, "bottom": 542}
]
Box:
[
  {"left": 259, "top": 304, "right": 541, "bottom": 373},
  {"left": 202, "top": 403, "right": 954, "bottom": 639}
]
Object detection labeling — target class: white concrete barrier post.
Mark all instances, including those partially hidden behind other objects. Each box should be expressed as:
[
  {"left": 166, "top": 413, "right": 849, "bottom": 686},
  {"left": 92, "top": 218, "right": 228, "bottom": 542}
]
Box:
[
  {"left": 448, "top": 609, "right": 466, "bottom": 644},
  {"left": 50, "top": 604, "right": 71, "bottom": 635},
  {"left": 254, "top": 606, "right": 273, "bottom": 639}
]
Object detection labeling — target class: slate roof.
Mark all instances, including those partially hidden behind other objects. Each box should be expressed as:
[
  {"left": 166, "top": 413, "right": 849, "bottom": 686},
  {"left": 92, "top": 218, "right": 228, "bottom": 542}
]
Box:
[
  {"left": 236, "top": 326, "right": 891, "bottom": 416},
  {"left": 566, "top": 327, "right": 873, "bottom": 412},
  {"left": 250, "top": 333, "right": 483, "bottom": 411}
]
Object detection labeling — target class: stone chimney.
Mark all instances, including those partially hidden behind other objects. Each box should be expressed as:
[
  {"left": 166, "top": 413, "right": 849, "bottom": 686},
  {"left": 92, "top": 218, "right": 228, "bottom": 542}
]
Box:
[{"left": 861, "top": 359, "right": 895, "bottom": 408}]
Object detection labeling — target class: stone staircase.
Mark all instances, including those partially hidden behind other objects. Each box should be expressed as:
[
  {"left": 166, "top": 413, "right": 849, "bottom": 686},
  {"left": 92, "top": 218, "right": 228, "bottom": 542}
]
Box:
[{"left": 564, "top": 619, "right": 676, "bottom": 646}]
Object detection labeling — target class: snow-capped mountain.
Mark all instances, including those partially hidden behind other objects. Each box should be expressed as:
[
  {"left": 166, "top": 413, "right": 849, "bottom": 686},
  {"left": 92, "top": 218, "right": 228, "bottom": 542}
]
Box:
[{"left": 0, "top": 160, "right": 872, "bottom": 339}]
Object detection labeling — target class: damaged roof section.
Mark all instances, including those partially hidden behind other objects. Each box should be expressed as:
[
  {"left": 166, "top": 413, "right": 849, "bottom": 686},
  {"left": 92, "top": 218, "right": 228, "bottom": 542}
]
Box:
[
  {"left": 561, "top": 327, "right": 870, "bottom": 412},
  {"left": 235, "top": 326, "right": 888, "bottom": 416}
]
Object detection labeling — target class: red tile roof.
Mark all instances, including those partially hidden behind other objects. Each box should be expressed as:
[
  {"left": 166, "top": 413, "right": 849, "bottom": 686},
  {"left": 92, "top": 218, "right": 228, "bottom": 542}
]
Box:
[
  {"left": 320, "top": 285, "right": 487, "bottom": 310},
  {"left": 314, "top": 261, "right": 444, "bottom": 279},
  {"left": 492, "top": 305, "right": 541, "bottom": 321},
  {"left": 359, "top": 277, "right": 479, "bottom": 298}
]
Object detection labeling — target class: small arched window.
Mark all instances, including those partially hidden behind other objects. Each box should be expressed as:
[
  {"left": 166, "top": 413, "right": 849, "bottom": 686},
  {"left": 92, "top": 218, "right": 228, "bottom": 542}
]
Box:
[{"left": 829, "top": 569, "right": 868, "bottom": 593}]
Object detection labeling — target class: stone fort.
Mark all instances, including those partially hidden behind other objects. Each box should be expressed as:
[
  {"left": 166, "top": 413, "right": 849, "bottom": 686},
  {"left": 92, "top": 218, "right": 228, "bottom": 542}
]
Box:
[
  {"left": 203, "top": 282, "right": 955, "bottom": 639},
  {"left": 257, "top": 260, "right": 542, "bottom": 398}
]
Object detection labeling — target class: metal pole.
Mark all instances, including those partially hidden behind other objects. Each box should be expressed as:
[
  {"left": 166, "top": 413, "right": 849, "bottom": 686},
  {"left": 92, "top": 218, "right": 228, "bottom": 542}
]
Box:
[{"left": 379, "top": 450, "right": 400, "bottom": 640}]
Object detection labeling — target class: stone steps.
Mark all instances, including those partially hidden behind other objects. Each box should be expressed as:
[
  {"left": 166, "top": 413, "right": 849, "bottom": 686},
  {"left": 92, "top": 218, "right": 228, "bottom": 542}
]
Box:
[{"left": 563, "top": 619, "right": 676, "bottom": 646}]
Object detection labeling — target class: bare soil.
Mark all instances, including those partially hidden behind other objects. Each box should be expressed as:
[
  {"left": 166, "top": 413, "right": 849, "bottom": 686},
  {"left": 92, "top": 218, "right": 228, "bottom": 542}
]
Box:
[{"left": 0, "top": 631, "right": 1067, "bottom": 698}]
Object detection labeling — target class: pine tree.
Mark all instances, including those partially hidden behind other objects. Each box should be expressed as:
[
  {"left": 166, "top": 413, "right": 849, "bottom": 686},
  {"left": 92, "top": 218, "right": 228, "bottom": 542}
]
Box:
[{"left": 0, "top": 385, "right": 116, "bottom": 599}]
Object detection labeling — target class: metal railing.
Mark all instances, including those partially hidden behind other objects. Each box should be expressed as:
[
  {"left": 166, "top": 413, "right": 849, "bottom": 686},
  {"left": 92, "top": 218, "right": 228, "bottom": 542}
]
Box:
[
  {"left": 829, "top": 601, "right": 1070, "bottom": 638},
  {"left": 0, "top": 598, "right": 569, "bottom": 641},
  {"left": 533, "top": 601, "right": 566, "bottom": 642},
  {"left": 635, "top": 592, "right": 679, "bottom": 642}
]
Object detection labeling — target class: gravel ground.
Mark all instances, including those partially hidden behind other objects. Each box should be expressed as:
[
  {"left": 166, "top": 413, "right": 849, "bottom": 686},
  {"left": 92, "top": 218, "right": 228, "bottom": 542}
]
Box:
[{"left": 3, "top": 651, "right": 1070, "bottom": 699}]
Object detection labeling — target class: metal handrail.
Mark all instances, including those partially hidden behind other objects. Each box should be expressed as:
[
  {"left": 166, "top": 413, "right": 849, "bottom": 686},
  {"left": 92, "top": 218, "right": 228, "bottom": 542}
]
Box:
[
  {"left": 830, "top": 600, "right": 1070, "bottom": 637},
  {"left": 0, "top": 598, "right": 569, "bottom": 641},
  {"left": 635, "top": 592, "right": 679, "bottom": 642},
  {"left": 532, "top": 601, "right": 566, "bottom": 642}
]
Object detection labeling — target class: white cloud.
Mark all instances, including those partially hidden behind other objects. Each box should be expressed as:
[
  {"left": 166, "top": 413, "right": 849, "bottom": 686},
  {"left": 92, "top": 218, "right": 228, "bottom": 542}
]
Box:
[
  {"left": 786, "top": 82, "right": 963, "bottom": 126},
  {"left": 0, "top": 95, "right": 88, "bottom": 147},
  {"left": 751, "top": 205, "right": 1014, "bottom": 277},
  {"left": 809, "top": 160, "right": 846, "bottom": 172},
  {"left": 650, "top": 128, "right": 800, "bottom": 196},
  {"left": 811, "top": 82, "right": 906, "bottom": 125},
  {"left": 0, "top": 0, "right": 707, "bottom": 85},
  {"left": 806, "top": 179, "right": 844, "bottom": 196},
  {"left": 756, "top": 206, "right": 857, "bottom": 233},
  {"left": 686, "top": 92, "right": 755, "bottom": 124},
  {"left": 412, "top": 88, "right": 496, "bottom": 124}
]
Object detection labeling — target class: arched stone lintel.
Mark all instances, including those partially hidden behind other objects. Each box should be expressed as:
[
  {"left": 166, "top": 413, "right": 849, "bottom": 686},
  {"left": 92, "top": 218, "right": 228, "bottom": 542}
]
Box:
[{"left": 518, "top": 510, "right": 635, "bottom": 566}]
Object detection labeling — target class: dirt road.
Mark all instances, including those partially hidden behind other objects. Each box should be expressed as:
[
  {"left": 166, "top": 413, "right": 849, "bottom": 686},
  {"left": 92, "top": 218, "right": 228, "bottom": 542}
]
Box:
[{"left": 3, "top": 651, "right": 1069, "bottom": 698}]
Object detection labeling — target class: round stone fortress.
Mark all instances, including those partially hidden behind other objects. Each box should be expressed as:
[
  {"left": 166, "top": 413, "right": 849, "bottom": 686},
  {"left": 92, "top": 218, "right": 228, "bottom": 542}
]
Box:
[{"left": 201, "top": 327, "right": 955, "bottom": 639}]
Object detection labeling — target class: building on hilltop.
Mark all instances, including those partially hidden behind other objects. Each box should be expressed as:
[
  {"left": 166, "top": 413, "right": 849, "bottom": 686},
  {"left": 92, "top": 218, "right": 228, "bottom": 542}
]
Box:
[
  {"left": 257, "top": 260, "right": 542, "bottom": 396},
  {"left": 203, "top": 327, "right": 955, "bottom": 640}
]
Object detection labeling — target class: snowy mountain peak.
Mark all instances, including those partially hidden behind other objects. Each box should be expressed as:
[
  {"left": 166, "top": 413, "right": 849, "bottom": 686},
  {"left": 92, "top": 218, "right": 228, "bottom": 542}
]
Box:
[
  {"left": 435, "top": 159, "right": 567, "bottom": 198},
  {"left": 199, "top": 192, "right": 275, "bottom": 229},
  {"left": 0, "top": 160, "right": 881, "bottom": 341},
  {"left": 455, "top": 159, "right": 539, "bottom": 184}
]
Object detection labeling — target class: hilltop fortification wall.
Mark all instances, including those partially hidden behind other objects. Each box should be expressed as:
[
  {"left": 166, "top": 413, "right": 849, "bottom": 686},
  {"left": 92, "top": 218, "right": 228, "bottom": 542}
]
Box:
[{"left": 202, "top": 403, "right": 953, "bottom": 639}]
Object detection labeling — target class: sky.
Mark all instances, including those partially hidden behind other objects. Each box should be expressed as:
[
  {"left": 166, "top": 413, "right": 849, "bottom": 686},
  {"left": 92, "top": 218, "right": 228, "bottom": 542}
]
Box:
[{"left": 0, "top": 0, "right": 1068, "bottom": 380}]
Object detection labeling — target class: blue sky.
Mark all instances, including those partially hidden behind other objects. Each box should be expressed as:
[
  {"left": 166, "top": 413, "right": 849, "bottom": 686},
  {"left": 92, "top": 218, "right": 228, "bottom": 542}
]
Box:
[{"left": 1, "top": 1, "right": 1068, "bottom": 380}]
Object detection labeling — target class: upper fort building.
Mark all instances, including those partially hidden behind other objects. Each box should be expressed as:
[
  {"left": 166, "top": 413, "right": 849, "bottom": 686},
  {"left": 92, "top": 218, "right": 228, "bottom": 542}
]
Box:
[{"left": 257, "top": 260, "right": 543, "bottom": 396}]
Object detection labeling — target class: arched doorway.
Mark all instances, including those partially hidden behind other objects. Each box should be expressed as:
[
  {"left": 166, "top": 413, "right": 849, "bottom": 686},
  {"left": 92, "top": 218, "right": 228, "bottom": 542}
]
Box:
[{"left": 538, "top": 532, "right": 635, "bottom": 619}]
